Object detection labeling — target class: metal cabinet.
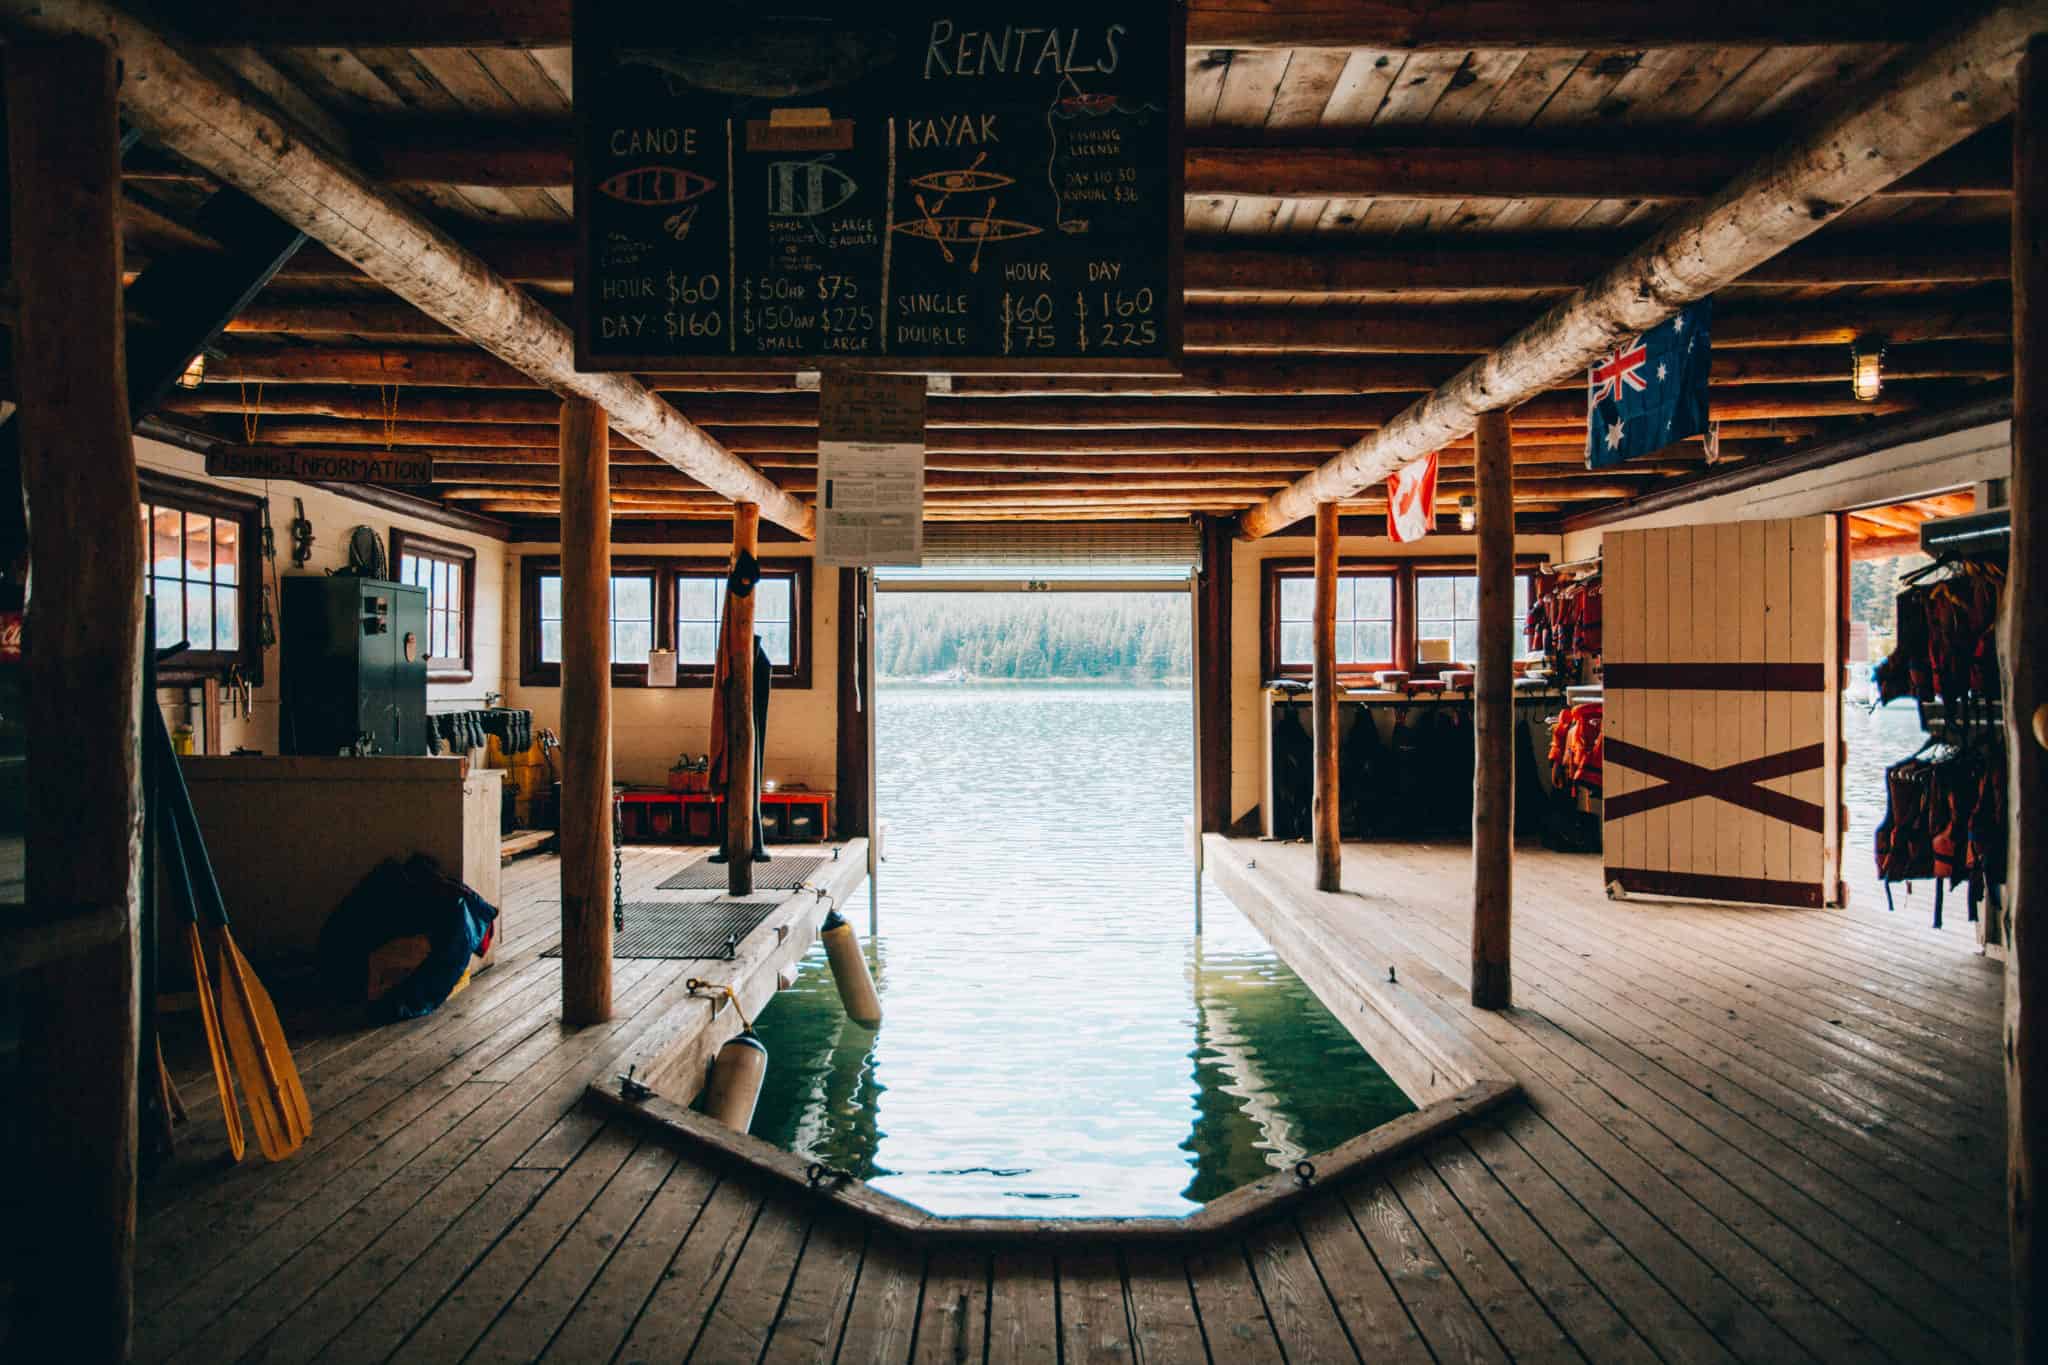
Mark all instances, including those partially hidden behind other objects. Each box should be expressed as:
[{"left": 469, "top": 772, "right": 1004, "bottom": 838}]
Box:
[{"left": 280, "top": 575, "right": 428, "bottom": 756}]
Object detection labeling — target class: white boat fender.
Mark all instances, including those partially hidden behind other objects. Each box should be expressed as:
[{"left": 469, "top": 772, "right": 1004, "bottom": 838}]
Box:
[
  {"left": 702, "top": 1029, "right": 769, "bottom": 1132},
  {"left": 820, "top": 910, "right": 883, "bottom": 1026}
]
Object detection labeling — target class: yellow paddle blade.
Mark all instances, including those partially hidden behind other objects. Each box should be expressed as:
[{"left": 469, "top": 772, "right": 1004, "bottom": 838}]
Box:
[
  {"left": 210, "top": 928, "right": 310, "bottom": 1161},
  {"left": 221, "top": 927, "right": 312, "bottom": 1139},
  {"left": 188, "top": 923, "right": 245, "bottom": 1162}
]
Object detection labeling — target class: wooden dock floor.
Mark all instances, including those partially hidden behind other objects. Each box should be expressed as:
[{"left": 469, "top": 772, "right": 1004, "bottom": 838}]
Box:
[{"left": 124, "top": 839, "right": 2004, "bottom": 1363}]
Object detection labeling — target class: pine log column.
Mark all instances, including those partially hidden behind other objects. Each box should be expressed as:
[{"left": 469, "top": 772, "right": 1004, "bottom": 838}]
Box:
[
  {"left": 558, "top": 399, "right": 613, "bottom": 1025},
  {"left": 834, "top": 566, "right": 870, "bottom": 838},
  {"left": 4, "top": 38, "right": 145, "bottom": 1362},
  {"left": 725, "top": 503, "right": 761, "bottom": 896},
  {"left": 1471, "top": 410, "right": 1515, "bottom": 1010},
  {"left": 1312, "top": 502, "right": 1341, "bottom": 891},
  {"left": 1197, "top": 513, "right": 1235, "bottom": 833},
  {"left": 2008, "top": 34, "right": 2048, "bottom": 1364}
]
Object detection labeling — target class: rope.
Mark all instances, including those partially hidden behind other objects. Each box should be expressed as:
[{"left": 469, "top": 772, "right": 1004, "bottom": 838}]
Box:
[
  {"left": 378, "top": 384, "right": 400, "bottom": 450},
  {"left": 238, "top": 380, "right": 263, "bottom": 444},
  {"left": 686, "top": 977, "right": 752, "bottom": 1031}
]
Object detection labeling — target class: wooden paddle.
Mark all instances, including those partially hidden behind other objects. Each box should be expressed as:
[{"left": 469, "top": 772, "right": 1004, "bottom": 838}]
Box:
[
  {"left": 156, "top": 753, "right": 246, "bottom": 1162},
  {"left": 186, "top": 922, "right": 244, "bottom": 1160},
  {"left": 208, "top": 924, "right": 310, "bottom": 1160},
  {"left": 152, "top": 700, "right": 312, "bottom": 1160}
]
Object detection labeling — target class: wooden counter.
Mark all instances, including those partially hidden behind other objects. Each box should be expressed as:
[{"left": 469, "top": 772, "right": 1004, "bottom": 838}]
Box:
[{"left": 176, "top": 755, "right": 502, "bottom": 966}]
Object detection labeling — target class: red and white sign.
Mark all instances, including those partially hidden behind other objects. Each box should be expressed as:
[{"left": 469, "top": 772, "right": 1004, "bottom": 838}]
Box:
[{"left": 1386, "top": 451, "right": 1440, "bottom": 543}]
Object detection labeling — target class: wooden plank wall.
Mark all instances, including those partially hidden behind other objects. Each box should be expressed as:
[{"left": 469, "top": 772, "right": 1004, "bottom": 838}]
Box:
[{"left": 1602, "top": 517, "right": 1837, "bottom": 907}]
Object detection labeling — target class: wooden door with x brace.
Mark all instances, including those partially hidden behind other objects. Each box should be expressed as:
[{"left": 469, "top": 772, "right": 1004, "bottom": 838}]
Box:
[{"left": 1602, "top": 518, "right": 1842, "bottom": 908}]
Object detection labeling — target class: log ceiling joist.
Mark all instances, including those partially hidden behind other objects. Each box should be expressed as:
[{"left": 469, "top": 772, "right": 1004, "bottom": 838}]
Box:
[
  {"left": 337, "top": 127, "right": 2011, "bottom": 199},
  {"left": 1238, "top": 4, "right": 2043, "bottom": 537},
  {"left": 144, "top": 0, "right": 1952, "bottom": 50},
  {"left": 412, "top": 446, "right": 1723, "bottom": 475},
  {"left": 262, "top": 228, "right": 2013, "bottom": 294},
  {"left": 215, "top": 293, "right": 2013, "bottom": 356},
  {"left": 207, "top": 416, "right": 1830, "bottom": 456},
  {"left": 0, "top": 0, "right": 813, "bottom": 536},
  {"left": 195, "top": 342, "right": 2011, "bottom": 398},
  {"left": 164, "top": 381, "right": 1923, "bottom": 430}
]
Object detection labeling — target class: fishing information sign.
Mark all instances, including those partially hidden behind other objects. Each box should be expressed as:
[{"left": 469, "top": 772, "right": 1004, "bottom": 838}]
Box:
[{"left": 572, "top": 2, "right": 1183, "bottom": 372}]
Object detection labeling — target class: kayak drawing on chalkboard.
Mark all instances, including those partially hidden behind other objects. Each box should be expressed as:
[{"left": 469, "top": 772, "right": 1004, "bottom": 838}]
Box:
[
  {"left": 894, "top": 182, "right": 1043, "bottom": 275},
  {"left": 908, "top": 152, "right": 1013, "bottom": 197}
]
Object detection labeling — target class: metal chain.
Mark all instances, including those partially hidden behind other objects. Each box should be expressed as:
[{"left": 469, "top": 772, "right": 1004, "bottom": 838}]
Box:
[{"left": 612, "top": 792, "right": 625, "bottom": 933}]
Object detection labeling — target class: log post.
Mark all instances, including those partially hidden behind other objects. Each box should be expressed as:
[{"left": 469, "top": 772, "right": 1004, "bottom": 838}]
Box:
[
  {"left": 1197, "top": 514, "right": 1235, "bottom": 833},
  {"left": 1471, "top": 410, "right": 1515, "bottom": 1010},
  {"left": 834, "top": 566, "right": 870, "bottom": 838},
  {"left": 1312, "top": 502, "right": 1341, "bottom": 892},
  {"left": 726, "top": 503, "right": 761, "bottom": 896},
  {"left": 4, "top": 39, "right": 144, "bottom": 1362},
  {"left": 2008, "top": 34, "right": 2047, "bottom": 1364},
  {"left": 558, "top": 398, "right": 613, "bottom": 1026}
]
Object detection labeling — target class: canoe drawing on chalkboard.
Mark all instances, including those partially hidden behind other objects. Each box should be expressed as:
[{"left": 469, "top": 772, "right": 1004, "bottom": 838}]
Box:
[
  {"left": 597, "top": 165, "right": 718, "bottom": 208},
  {"left": 617, "top": 20, "right": 896, "bottom": 99},
  {"left": 1048, "top": 73, "right": 1164, "bottom": 124},
  {"left": 767, "top": 156, "right": 858, "bottom": 218},
  {"left": 894, "top": 194, "right": 1042, "bottom": 273}
]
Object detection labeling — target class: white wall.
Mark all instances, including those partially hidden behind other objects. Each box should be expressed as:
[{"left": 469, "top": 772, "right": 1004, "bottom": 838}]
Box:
[
  {"left": 1558, "top": 420, "right": 2012, "bottom": 562},
  {"left": 140, "top": 436, "right": 508, "bottom": 752},
  {"left": 1226, "top": 529, "right": 1564, "bottom": 826},
  {"left": 501, "top": 544, "right": 841, "bottom": 792}
]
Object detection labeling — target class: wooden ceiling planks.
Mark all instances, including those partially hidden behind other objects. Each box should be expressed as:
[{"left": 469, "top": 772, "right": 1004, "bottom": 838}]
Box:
[{"left": 77, "top": 14, "right": 2019, "bottom": 531}]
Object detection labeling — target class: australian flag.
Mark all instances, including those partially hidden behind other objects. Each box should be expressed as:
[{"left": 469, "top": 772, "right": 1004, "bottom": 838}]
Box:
[{"left": 1586, "top": 298, "right": 1712, "bottom": 469}]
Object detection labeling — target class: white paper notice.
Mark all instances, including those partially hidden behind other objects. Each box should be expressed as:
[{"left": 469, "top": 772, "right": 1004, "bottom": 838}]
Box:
[{"left": 817, "top": 439, "right": 924, "bottom": 566}]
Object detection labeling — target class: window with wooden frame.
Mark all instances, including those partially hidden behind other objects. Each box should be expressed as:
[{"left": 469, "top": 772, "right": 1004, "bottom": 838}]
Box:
[
  {"left": 140, "top": 469, "right": 263, "bottom": 685},
  {"left": 519, "top": 556, "right": 812, "bottom": 688},
  {"left": 1414, "top": 569, "right": 1543, "bottom": 663},
  {"left": 1261, "top": 557, "right": 1545, "bottom": 679},
  {"left": 1267, "top": 567, "right": 1398, "bottom": 676},
  {"left": 391, "top": 530, "right": 477, "bottom": 683},
  {"left": 672, "top": 563, "right": 802, "bottom": 680}
]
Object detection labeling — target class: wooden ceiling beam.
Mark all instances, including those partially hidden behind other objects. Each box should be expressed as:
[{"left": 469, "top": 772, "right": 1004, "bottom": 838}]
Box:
[
  {"left": 305, "top": 127, "right": 2012, "bottom": 198},
  {"left": 1187, "top": 296, "right": 2013, "bottom": 354},
  {"left": 426, "top": 447, "right": 1711, "bottom": 476},
  {"left": 1240, "top": 5, "right": 2041, "bottom": 537},
  {"left": 0, "top": 0, "right": 813, "bottom": 535},
  {"left": 1185, "top": 132, "right": 2008, "bottom": 202},
  {"left": 211, "top": 408, "right": 1838, "bottom": 454},
  {"left": 142, "top": 0, "right": 1949, "bottom": 49},
  {"left": 221, "top": 294, "right": 2013, "bottom": 354},
  {"left": 168, "top": 381, "right": 1915, "bottom": 429},
  {"left": 1184, "top": 233, "right": 2013, "bottom": 296},
  {"left": 201, "top": 341, "right": 2010, "bottom": 397},
  {"left": 272, "top": 228, "right": 2013, "bottom": 293}
]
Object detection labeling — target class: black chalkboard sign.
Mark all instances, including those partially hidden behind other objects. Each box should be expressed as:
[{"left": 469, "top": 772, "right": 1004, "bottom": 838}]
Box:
[{"left": 573, "top": 2, "right": 1183, "bottom": 373}]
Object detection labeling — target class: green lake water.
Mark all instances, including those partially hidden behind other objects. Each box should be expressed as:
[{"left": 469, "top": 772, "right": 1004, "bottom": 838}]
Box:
[{"left": 745, "top": 681, "right": 1414, "bottom": 1218}]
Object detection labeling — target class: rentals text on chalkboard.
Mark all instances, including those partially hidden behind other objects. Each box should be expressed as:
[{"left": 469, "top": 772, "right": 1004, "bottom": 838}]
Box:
[{"left": 573, "top": 2, "right": 1183, "bottom": 372}]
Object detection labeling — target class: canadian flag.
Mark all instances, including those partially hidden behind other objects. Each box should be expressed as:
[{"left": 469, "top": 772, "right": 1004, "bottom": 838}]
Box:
[{"left": 1385, "top": 451, "right": 1439, "bottom": 543}]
